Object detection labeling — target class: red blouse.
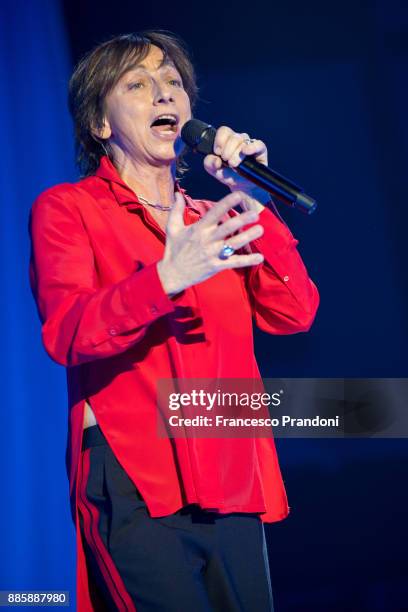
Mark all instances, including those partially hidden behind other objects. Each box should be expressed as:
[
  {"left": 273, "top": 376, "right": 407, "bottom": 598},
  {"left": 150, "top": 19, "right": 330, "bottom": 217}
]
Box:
[{"left": 29, "top": 156, "right": 319, "bottom": 610}]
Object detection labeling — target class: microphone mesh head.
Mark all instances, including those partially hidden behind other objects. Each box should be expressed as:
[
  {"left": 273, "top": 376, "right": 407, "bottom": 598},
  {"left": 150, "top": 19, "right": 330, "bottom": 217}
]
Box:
[{"left": 181, "top": 119, "right": 215, "bottom": 154}]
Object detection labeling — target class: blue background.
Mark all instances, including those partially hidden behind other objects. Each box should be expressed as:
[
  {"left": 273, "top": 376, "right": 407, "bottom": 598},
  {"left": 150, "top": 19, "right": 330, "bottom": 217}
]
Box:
[{"left": 1, "top": 0, "right": 407, "bottom": 609}]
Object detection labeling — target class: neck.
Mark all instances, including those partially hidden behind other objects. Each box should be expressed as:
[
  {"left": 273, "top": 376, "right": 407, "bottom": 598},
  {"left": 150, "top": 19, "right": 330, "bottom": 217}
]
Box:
[{"left": 109, "top": 150, "right": 177, "bottom": 206}]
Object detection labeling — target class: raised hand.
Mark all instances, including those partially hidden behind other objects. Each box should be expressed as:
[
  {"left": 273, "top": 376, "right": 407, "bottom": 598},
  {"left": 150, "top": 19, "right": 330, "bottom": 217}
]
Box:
[{"left": 157, "top": 191, "right": 264, "bottom": 296}]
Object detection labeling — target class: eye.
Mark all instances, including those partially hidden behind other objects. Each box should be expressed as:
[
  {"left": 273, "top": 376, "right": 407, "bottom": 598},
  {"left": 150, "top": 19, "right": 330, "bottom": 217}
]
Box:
[
  {"left": 128, "top": 81, "right": 144, "bottom": 90},
  {"left": 169, "top": 78, "right": 183, "bottom": 87}
]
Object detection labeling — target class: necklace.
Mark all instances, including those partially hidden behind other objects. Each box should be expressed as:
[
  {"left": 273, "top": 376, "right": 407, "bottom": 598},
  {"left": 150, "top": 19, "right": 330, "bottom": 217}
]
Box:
[{"left": 138, "top": 195, "right": 173, "bottom": 211}]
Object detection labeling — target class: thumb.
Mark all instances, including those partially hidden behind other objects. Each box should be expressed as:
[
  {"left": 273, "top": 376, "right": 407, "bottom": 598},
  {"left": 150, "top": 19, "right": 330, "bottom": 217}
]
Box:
[
  {"left": 203, "top": 154, "right": 223, "bottom": 177},
  {"left": 167, "top": 191, "right": 186, "bottom": 235},
  {"left": 203, "top": 154, "right": 236, "bottom": 187}
]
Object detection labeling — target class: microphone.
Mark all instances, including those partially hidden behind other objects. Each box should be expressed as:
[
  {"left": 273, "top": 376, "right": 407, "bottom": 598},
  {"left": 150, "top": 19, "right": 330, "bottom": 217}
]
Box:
[{"left": 181, "top": 119, "right": 317, "bottom": 215}]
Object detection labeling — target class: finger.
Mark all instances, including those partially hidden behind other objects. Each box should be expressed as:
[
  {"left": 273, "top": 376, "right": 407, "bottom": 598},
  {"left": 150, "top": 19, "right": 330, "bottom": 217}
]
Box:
[
  {"left": 166, "top": 191, "right": 186, "bottom": 235},
  {"left": 213, "top": 125, "right": 235, "bottom": 155},
  {"left": 214, "top": 224, "right": 264, "bottom": 252},
  {"left": 203, "top": 153, "right": 223, "bottom": 175},
  {"left": 217, "top": 252, "right": 264, "bottom": 269},
  {"left": 199, "top": 191, "right": 248, "bottom": 229},
  {"left": 218, "top": 133, "right": 248, "bottom": 166},
  {"left": 212, "top": 209, "right": 259, "bottom": 240},
  {"left": 225, "top": 133, "right": 249, "bottom": 168},
  {"left": 229, "top": 139, "right": 267, "bottom": 168}
]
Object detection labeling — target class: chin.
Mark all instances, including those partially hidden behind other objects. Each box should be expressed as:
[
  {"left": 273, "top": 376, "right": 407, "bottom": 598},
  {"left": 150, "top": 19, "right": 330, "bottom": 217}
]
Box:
[{"left": 153, "top": 145, "right": 180, "bottom": 164}]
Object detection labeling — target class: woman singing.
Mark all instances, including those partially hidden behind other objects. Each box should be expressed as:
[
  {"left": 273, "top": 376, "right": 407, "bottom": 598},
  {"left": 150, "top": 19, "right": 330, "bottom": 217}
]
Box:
[{"left": 29, "top": 30, "right": 319, "bottom": 612}]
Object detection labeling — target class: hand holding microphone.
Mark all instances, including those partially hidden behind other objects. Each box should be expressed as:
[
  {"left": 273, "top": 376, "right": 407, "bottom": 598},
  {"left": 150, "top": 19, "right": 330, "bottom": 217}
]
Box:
[
  {"left": 202, "top": 125, "right": 272, "bottom": 211},
  {"left": 181, "top": 119, "right": 317, "bottom": 215}
]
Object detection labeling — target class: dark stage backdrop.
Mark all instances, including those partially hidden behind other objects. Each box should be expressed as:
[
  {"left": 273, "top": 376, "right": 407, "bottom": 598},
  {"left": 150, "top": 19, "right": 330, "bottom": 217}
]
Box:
[{"left": 2, "top": 0, "right": 407, "bottom": 609}]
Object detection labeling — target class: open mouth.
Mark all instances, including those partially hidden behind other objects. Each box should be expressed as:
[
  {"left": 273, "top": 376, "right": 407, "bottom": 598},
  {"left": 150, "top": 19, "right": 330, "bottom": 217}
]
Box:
[{"left": 150, "top": 114, "right": 179, "bottom": 135}]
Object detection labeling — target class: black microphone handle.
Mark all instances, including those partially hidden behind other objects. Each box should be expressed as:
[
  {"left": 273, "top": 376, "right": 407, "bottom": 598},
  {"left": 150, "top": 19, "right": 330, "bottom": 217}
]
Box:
[{"left": 233, "top": 156, "right": 317, "bottom": 215}]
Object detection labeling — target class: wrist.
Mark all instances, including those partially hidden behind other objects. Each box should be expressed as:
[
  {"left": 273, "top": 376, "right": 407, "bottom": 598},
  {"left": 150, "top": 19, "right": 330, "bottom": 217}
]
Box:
[
  {"left": 157, "top": 260, "right": 183, "bottom": 298},
  {"left": 234, "top": 186, "right": 271, "bottom": 212}
]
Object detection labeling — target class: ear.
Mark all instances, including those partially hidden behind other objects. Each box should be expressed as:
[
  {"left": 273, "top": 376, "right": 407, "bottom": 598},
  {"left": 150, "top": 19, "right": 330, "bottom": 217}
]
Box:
[{"left": 91, "top": 117, "right": 112, "bottom": 140}]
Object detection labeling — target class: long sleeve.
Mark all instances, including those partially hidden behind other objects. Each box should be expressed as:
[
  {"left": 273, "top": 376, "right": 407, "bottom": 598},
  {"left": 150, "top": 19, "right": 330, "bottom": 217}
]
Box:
[
  {"left": 29, "top": 187, "right": 176, "bottom": 367},
  {"left": 242, "top": 203, "right": 319, "bottom": 334}
]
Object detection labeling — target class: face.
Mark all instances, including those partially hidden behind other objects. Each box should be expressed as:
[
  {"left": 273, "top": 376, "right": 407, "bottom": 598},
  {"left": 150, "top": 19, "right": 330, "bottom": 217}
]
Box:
[{"left": 97, "top": 45, "right": 192, "bottom": 167}]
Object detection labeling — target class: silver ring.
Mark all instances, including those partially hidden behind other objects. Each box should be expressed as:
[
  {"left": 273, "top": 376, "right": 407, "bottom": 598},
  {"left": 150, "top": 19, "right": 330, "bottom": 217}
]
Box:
[
  {"left": 244, "top": 137, "right": 256, "bottom": 145},
  {"left": 218, "top": 243, "right": 235, "bottom": 260}
]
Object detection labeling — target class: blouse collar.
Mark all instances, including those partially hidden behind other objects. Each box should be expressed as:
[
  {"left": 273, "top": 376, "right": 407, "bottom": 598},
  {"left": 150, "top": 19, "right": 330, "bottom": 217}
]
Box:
[{"left": 94, "top": 155, "right": 200, "bottom": 213}]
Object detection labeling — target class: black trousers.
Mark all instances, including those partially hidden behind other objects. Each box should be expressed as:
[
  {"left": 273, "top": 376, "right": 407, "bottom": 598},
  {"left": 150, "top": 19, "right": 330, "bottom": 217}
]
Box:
[{"left": 78, "top": 424, "right": 274, "bottom": 612}]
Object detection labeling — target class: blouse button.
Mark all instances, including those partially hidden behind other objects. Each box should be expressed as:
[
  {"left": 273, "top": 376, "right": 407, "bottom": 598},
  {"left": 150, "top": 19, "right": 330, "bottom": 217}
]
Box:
[
  {"left": 109, "top": 327, "right": 118, "bottom": 336},
  {"left": 283, "top": 275, "right": 290, "bottom": 282},
  {"left": 150, "top": 305, "right": 158, "bottom": 314}
]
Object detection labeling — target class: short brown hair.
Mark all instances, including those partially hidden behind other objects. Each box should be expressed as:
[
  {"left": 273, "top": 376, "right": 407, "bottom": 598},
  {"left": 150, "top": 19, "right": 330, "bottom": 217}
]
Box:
[{"left": 68, "top": 31, "right": 198, "bottom": 177}]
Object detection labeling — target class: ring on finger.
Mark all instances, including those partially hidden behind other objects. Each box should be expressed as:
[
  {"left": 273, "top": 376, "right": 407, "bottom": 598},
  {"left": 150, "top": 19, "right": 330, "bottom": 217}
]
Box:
[
  {"left": 243, "top": 137, "right": 256, "bottom": 145},
  {"left": 218, "top": 243, "right": 235, "bottom": 260}
]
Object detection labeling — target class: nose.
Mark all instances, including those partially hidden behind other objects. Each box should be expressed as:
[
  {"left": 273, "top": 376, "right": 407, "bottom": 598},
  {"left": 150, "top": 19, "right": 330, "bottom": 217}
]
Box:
[{"left": 152, "top": 79, "right": 174, "bottom": 104}]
